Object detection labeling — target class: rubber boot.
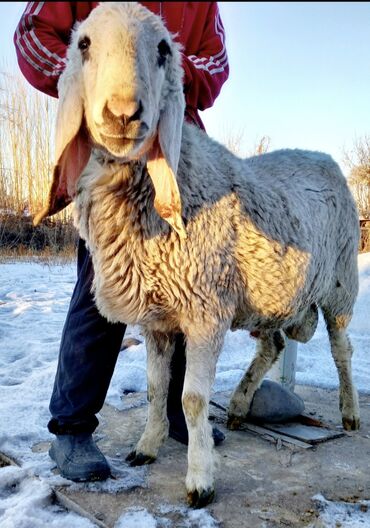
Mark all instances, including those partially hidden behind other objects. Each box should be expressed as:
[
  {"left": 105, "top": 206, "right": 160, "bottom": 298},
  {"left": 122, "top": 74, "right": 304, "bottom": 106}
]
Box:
[{"left": 49, "top": 433, "right": 110, "bottom": 482}]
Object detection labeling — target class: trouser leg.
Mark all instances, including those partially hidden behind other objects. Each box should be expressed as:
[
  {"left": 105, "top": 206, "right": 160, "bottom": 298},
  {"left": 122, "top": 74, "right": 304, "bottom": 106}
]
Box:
[
  {"left": 167, "top": 334, "right": 186, "bottom": 416},
  {"left": 48, "top": 239, "right": 126, "bottom": 434}
]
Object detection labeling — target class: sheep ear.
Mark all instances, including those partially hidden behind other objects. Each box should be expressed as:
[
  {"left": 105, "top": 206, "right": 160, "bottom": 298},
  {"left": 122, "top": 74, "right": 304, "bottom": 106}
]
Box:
[
  {"left": 146, "top": 87, "right": 186, "bottom": 239},
  {"left": 33, "top": 75, "right": 91, "bottom": 226}
]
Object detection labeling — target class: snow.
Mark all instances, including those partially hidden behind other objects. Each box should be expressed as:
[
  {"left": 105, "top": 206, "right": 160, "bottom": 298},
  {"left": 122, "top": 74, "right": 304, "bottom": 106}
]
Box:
[
  {"left": 115, "top": 508, "right": 157, "bottom": 528},
  {"left": 0, "top": 253, "right": 370, "bottom": 527},
  {"left": 114, "top": 505, "right": 219, "bottom": 528},
  {"left": 0, "top": 465, "right": 95, "bottom": 528},
  {"left": 312, "top": 494, "right": 370, "bottom": 527}
]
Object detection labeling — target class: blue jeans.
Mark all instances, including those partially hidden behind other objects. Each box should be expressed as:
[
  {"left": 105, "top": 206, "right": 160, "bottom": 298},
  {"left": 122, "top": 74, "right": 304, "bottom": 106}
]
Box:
[{"left": 48, "top": 239, "right": 186, "bottom": 435}]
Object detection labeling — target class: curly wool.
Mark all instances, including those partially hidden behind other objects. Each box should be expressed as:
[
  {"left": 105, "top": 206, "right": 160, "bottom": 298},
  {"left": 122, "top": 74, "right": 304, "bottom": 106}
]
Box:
[{"left": 76, "top": 127, "right": 359, "bottom": 336}]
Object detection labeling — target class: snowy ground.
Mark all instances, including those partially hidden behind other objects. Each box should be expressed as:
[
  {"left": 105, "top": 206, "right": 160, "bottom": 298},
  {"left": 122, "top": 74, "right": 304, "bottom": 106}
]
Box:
[{"left": 0, "top": 254, "right": 370, "bottom": 527}]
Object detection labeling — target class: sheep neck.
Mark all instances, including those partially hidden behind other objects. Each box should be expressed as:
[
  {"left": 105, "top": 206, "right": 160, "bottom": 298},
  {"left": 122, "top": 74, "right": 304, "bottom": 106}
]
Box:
[{"left": 75, "top": 154, "right": 180, "bottom": 326}]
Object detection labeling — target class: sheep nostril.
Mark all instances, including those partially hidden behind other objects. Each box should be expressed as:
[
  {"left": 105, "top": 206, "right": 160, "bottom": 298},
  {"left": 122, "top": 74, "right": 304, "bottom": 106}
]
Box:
[{"left": 128, "top": 100, "right": 143, "bottom": 123}]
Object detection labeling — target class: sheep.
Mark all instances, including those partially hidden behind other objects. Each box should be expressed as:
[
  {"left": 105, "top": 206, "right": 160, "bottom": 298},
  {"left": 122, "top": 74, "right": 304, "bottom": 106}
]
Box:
[{"left": 34, "top": 2, "right": 360, "bottom": 508}]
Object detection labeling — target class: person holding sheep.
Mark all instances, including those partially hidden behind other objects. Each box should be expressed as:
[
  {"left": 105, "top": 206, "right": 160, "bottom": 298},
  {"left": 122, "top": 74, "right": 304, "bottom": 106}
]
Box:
[{"left": 14, "top": 1, "right": 230, "bottom": 482}]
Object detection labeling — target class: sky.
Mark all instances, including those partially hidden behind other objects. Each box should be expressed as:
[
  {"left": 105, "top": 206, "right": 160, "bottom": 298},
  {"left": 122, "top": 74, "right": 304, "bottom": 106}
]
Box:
[{"left": 1, "top": 2, "right": 370, "bottom": 174}]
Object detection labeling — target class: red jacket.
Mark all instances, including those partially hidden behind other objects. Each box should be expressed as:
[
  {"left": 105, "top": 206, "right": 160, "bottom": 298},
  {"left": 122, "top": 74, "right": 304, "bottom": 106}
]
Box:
[{"left": 14, "top": 1, "right": 229, "bottom": 129}]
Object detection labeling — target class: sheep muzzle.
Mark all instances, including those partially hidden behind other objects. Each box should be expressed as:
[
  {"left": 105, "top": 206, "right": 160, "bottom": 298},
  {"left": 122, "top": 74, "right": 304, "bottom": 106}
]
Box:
[{"left": 106, "top": 95, "right": 142, "bottom": 120}]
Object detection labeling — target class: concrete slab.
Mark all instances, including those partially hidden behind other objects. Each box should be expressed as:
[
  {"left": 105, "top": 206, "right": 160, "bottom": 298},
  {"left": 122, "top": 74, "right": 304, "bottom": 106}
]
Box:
[{"left": 53, "top": 385, "right": 370, "bottom": 527}]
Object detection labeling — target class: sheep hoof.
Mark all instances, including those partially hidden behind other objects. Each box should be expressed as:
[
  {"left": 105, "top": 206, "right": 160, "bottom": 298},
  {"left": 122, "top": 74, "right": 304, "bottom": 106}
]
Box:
[
  {"left": 226, "top": 414, "right": 243, "bottom": 430},
  {"left": 125, "top": 450, "right": 156, "bottom": 466},
  {"left": 187, "top": 487, "right": 215, "bottom": 508},
  {"left": 342, "top": 416, "right": 360, "bottom": 431}
]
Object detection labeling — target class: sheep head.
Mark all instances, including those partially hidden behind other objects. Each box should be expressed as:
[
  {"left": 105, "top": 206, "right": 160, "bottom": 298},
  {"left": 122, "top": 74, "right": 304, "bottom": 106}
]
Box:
[{"left": 34, "top": 2, "right": 186, "bottom": 238}]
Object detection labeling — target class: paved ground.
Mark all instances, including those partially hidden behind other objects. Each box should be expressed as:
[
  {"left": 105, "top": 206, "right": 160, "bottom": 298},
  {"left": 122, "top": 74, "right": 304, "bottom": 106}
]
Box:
[{"left": 48, "top": 385, "right": 370, "bottom": 528}]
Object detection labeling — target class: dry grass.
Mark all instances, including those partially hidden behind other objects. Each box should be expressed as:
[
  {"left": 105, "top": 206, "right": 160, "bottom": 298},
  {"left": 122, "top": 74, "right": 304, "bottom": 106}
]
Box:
[
  {"left": 0, "top": 69, "right": 76, "bottom": 259},
  {"left": 0, "top": 213, "right": 77, "bottom": 262}
]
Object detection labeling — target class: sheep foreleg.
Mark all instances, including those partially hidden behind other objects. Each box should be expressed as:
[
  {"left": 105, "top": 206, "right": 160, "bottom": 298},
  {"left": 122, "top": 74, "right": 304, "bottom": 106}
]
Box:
[
  {"left": 126, "top": 330, "right": 175, "bottom": 465},
  {"left": 182, "top": 325, "right": 227, "bottom": 508}
]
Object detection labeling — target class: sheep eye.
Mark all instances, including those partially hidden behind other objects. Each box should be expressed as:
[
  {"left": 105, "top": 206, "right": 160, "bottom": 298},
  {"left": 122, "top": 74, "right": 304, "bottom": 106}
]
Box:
[
  {"left": 78, "top": 36, "right": 91, "bottom": 52},
  {"left": 157, "top": 39, "right": 171, "bottom": 67}
]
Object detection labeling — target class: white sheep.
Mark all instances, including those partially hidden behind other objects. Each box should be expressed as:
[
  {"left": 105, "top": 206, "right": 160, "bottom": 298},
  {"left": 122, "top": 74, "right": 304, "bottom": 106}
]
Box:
[{"left": 35, "top": 2, "right": 360, "bottom": 508}]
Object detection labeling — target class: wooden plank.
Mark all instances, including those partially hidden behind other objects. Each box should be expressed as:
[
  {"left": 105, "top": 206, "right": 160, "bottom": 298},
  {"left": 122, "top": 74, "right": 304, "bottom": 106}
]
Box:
[
  {"left": 242, "top": 423, "right": 313, "bottom": 449},
  {"left": 209, "top": 400, "right": 313, "bottom": 448},
  {"left": 209, "top": 398, "right": 344, "bottom": 446},
  {"left": 260, "top": 423, "right": 345, "bottom": 444},
  {"left": 54, "top": 489, "right": 109, "bottom": 528}
]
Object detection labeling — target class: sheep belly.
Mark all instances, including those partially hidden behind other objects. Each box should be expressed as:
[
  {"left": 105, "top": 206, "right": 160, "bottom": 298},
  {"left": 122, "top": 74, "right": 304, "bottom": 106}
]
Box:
[{"left": 237, "top": 242, "right": 310, "bottom": 320}]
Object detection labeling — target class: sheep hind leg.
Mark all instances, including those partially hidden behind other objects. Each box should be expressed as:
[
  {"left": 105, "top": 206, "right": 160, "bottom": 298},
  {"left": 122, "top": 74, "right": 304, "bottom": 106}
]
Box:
[
  {"left": 227, "top": 330, "right": 285, "bottom": 430},
  {"left": 323, "top": 310, "right": 360, "bottom": 431},
  {"left": 126, "top": 330, "right": 175, "bottom": 466}
]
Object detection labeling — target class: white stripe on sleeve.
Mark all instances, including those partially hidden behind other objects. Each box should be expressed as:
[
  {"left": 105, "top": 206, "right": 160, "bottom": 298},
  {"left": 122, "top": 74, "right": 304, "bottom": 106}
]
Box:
[
  {"left": 187, "top": 9, "right": 228, "bottom": 76},
  {"left": 15, "top": 1, "right": 66, "bottom": 76}
]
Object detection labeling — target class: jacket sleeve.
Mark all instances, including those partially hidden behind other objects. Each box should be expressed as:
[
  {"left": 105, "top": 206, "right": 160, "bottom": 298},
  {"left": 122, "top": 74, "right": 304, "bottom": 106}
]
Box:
[
  {"left": 182, "top": 3, "right": 229, "bottom": 111},
  {"left": 13, "top": 2, "right": 77, "bottom": 98}
]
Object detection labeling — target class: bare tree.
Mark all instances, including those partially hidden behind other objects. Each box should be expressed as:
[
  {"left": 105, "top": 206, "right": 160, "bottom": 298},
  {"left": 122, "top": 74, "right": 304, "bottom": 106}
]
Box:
[
  {"left": 224, "top": 127, "right": 271, "bottom": 158},
  {"left": 344, "top": 135, "right": 370, "bottom": 218}
]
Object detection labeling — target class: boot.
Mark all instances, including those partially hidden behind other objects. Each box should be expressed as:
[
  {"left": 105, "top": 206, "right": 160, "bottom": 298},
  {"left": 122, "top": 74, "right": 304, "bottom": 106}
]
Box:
[{"left": 49, "top": 433, "right": 110, "bottom": 482}]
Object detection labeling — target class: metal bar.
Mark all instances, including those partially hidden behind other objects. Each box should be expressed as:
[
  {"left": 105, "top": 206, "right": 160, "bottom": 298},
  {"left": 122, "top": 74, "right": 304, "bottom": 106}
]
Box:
[{"left": 268, "top": 338, "right": 298, "bottom": 391}]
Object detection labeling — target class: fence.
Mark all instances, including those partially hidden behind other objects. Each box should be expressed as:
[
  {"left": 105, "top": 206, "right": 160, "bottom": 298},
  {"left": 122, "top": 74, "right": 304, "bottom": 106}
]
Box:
[{"left": 360, "top": 225, "right": 370, "bottom": 253}]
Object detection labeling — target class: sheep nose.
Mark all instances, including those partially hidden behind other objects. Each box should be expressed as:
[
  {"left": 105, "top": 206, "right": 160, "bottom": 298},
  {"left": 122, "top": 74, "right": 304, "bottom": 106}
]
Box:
[{"left": 106, "top": 95, "right": 143, "bottom": 122}]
